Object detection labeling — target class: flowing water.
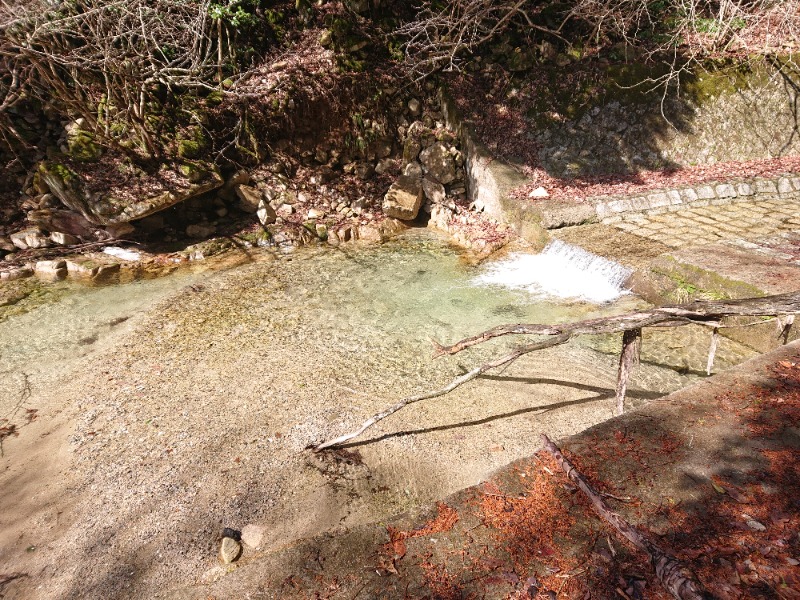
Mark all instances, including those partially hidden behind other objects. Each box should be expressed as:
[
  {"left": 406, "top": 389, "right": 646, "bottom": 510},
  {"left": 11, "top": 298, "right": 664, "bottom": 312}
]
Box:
[
  {"left": 474, "top": 239, "right": 633, "bottom": 303},
  {"left": 0, "top": 231, "right": 755, "bottom": 420}
]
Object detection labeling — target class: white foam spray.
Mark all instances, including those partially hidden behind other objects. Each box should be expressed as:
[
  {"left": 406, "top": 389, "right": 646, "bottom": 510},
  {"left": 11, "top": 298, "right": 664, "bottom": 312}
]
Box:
[
  {"left": 473, "top": 240, "right": 632, "bottom": 303},
  {"left": 103, "top": 246, "right": 141, "bottom": 261}
]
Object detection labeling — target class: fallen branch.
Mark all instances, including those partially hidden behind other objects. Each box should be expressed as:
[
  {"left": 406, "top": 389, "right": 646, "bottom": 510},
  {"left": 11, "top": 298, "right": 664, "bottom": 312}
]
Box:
[
  {"left": 315, "top": 292, "right": 799, "bottom": 450},
  {"left": 540, "top": 434, "right": 714, "bottom": 600},
  {"left": 314, "top": 334, "right": 569, "bottom": 451},
  {"left": 433, "top": 292, "right": 800, "bottom": 358}
]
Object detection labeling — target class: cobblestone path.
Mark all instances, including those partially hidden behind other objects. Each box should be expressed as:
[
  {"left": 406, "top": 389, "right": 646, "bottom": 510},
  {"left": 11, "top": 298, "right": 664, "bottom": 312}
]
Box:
[{"left": 604, "top": 196, "right": 800, "bottom": 253}]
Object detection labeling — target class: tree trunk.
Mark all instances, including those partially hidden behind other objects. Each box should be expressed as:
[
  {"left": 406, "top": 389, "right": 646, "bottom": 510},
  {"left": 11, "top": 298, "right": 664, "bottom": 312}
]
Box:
[{"left": 616, "top": 328, "right": 641, "bottom": 415}]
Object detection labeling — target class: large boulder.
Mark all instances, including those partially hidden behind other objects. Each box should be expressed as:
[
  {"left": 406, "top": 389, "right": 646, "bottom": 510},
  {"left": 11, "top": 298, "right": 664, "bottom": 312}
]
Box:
[
  {"left": 383, "top": 175, "right": 423, "bottom": 220},
  {"left": 419, "top": 142, "right": 456, "bottom": 185},
  {"left": 26, "top": 209, "right": 97, "bottom": 238}
]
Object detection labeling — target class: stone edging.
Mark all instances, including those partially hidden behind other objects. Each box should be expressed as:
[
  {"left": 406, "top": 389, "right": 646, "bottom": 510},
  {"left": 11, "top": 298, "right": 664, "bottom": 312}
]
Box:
[{"left": 593, "top": 175, "right": 800, "bottom": 223}]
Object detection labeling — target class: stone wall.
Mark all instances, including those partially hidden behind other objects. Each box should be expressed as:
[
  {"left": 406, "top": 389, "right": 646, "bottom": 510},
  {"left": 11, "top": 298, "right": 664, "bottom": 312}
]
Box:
[
  {"left": 536, "top": 62, "right": 800, "bottom": 178},
  {"left": 440, "top": 91, "right": 549, "bottom": 248}
]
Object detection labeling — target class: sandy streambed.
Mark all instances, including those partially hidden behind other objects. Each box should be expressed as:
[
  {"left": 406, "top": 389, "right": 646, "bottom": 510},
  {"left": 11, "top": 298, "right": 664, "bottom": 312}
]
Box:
[{"left": 0, "top": 233, "right": 755, "bottom": 598}]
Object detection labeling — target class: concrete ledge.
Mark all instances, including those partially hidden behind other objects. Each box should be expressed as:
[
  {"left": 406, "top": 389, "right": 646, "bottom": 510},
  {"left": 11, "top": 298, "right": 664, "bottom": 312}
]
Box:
[{"left": 440, "top": 90, "right": 548, "bottom": 247}]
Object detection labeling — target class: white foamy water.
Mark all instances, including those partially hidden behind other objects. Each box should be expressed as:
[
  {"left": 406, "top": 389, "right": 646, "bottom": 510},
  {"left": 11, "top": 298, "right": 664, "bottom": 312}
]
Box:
[
  {"left": 103, "top": 246, "right": 141, "bottom": 261},
  {"left": 474, "top": 240, "right": 632, "bottom": 303}
]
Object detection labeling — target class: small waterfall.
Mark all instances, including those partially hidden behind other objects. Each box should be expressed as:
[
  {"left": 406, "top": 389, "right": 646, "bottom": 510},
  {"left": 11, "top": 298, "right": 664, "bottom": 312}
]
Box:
[{"left": 473, "top": 240, "right": 632, "bottom": 303}]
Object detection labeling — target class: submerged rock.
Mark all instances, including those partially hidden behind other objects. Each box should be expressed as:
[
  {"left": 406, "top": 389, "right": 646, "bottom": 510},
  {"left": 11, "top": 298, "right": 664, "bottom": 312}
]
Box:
[{"left": 34, "top": 260, "right": 67, "bottom": 280}]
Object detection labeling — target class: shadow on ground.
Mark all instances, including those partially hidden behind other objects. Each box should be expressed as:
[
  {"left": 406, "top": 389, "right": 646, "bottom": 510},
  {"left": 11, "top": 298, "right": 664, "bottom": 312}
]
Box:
[{"left": 178, "top": 341, "right": 800, "bottom": 599}]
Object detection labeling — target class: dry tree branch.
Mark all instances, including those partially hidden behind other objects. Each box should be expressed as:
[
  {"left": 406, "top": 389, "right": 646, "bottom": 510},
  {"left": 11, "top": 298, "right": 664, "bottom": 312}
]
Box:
[
  {"left": 541, "top": 434, "right": 714, "bottom": 600},
  {"left": 314, "top": 292, "right": 799, "bottom": 450}
]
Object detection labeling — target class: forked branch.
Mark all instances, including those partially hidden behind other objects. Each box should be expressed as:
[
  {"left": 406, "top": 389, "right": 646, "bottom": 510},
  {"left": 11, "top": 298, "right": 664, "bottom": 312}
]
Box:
[{"left": 314, "top": 292, "right": 799, "bottom": 450}]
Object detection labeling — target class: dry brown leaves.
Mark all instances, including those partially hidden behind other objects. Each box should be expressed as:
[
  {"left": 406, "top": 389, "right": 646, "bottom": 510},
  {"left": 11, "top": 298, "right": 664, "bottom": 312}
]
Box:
[
  {"left": 380, "top": 501, "right": 460, "bottom": 575},
  {"left": 514, "top": 156, "right": 800, "bottom": 204}
]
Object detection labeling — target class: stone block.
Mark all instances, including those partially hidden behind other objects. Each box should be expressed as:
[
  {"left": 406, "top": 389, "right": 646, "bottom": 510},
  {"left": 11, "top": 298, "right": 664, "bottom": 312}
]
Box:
[
  {"left": 234, "top": 184, "right": 263, "bottom": 213},
  {"left": 715, "top": 183, "right": 737, "bottom": 198},
  {"left": 0, "top": 268, "right": 33, "bottom": 281},
  {"left": 791, "top": 177, "right": 800, "bottom": 191},
  {"left": 666, "top": 190, "right": 683, "bottom": 205},
  {"left": 754, "top": 179, "right": 778, "bottom": 194},
  {"left": 777, "top": 177, "right": 794, "bottom": 194},
  {"left": 257, "top": 200, "right": 277, "bottom": 226},
  {"left": 49, "top": 231, "right": 80, "bottom": 246},
  {"left": 383, "top": 175, "right": 423, "bottom": 220},
  {"left": 630, "top": 196, "right": 651, "bottom": 211},
  {"left": 604, "top": 199, "right": 626, "bottom": 214},
  {"left": 93, "top": 263, "right": 121, "bottom": 283},
  {"left": 646, "top": 192, "right": 670, "bottom": 208},
  {"left": 736, "top": 182, "right": 755, "bottom": 196},
  {"left": 695, "top": 185, "right": 716, "bottom": 200},
  {"left": 422, "top": 178, "right": 446, "bottom": 204},
  {"left": 680, "top": 188, "right": 699, "bottom": 203},
  {"left": 403, "top": 161, "right": 423, "bottom": 179},
  {"left": 10, "top": 228, "right": 49, "bottom": 250},
  {"left": 66, "top": 260, "right": 97, "bottom": 277},
  {"left": 419, "top": 142, "right": 456, "bottom": 185},
  {"left": 34, "top": 259, "right": 67, "bottom": 280}
]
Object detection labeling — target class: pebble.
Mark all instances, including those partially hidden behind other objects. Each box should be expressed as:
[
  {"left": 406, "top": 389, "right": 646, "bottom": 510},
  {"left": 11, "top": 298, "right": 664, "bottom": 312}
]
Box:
[
  {"left": 219, "top": 536, "right": 242, "bottom": 564},
  {"left": 241, "top": 524, "right": 265, "bottom": 549}
]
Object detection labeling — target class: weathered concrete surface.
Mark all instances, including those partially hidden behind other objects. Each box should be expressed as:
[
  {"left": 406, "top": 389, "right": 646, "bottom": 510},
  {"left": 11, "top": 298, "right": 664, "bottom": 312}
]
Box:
[
  {"left": 169, "top": 340, "right": 800, "bottom": 599},
  {"left": 554, "top": 195, "right": 800, "bottom": 352},
  {"left": 440, "top": 91, "right": 549, "bottom": 249}
]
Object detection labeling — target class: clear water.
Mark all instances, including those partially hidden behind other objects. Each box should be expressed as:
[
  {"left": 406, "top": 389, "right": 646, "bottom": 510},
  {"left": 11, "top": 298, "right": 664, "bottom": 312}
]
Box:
[
  {"left": 275, "top": 233, "right": 641, "bottom": 353},
  {"left": 0, "top": 231, "right": 755, "bottom": 419},
  {"left": 0, "top": 272, "right": 202, "bottom": 414}
]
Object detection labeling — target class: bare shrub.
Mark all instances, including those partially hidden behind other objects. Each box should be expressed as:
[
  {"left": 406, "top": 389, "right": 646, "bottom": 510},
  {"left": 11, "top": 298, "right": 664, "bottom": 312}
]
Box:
[
  {"left": 396, "top": 0, "right": 800, "bottom": 79},
  {"left": 0, "top": 0, "right": 268, "bottom": 159}
]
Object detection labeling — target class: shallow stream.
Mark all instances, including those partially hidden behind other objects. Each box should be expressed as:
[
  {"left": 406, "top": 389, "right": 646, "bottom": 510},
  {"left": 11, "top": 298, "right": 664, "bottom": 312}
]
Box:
[{"left": 0, "top": 230, "right": 758, "bottom": 594}]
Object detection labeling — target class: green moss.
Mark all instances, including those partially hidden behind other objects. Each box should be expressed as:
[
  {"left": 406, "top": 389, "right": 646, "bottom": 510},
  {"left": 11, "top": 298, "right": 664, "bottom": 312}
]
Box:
[
  {"left": 205, "top": 90, "right": 224, "bottom": 106},
  {"left": 44, "top": 162, "right": 77, "bottom": 184},
  {"left": 178, "top": 162, "right": 209, "bottom": 182},
  {"left": 67, "top": 131, "right": 102, "bottom": 161},
  {"left": 651, "top": 257, "right": 764, "bottom": 304},
  {"left": 177, "top": 127, "right": 208, "bottom": 159}
]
